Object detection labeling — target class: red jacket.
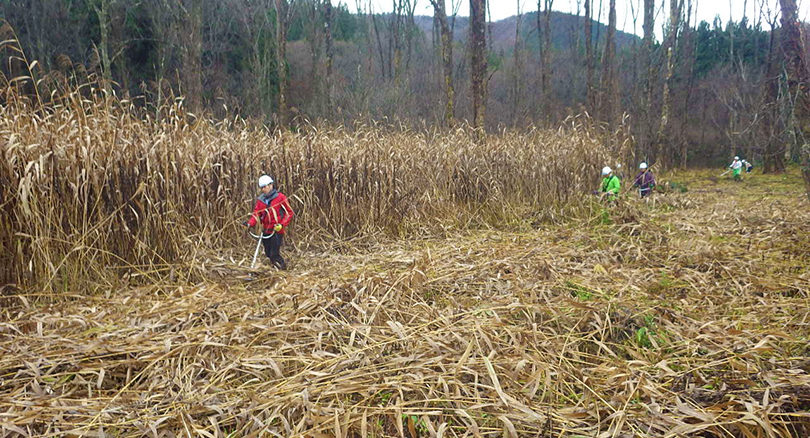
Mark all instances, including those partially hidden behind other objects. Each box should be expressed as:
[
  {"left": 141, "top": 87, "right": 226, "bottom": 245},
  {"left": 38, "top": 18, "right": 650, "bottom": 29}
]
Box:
[{"left": 247, "top": 190, "right": 294, "bottom": 234}]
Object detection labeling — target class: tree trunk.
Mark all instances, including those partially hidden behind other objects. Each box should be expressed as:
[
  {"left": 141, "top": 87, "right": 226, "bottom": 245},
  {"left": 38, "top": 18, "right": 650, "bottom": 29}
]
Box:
[
  {"left": 182, "top": 0, "right": 203, "bottom": 114},
  {"left": 537, "top": 0, "right": 543, "bottom": 115},
  {"left": 728, "top": 0, "right": 735, "bottom": 63},
  {"left": 655, "top": 0, "right": 682, "bottom": 166},
  {"left": 371, "top": 11, "right": 388, "bottom": 80},
  {"left": 306, "top": 1, "right": 323, "bottom": 108},
  {"left": 324, "top": 0, "right": 334, "bottom": 114},
  {"left": 238, "top": 0, "right": 275, "bottom": 117},
  {"left": 110, "top": 1, "right": 130, "bottom": 97},
  {"left": 93, "top": 0, "right": 113, "bottom": 96},
  {"left": 641, "top": 0, "right": 655, "bottom": 160},
  {"left": 680, "top": 0, "right": 696, "bottom": 169},
  {"left": 404, "top": 0, "right": 417, "bottom": 71},
  {"left": 486, "top": 0, "right": 494, "bottom": 53},
  {"left": 470, "top": 0, "right": 487, "bottom": 133},
  {"left": 512, "top": 0, "right": 523, "bottom": 125},
  {"left": 599, "top": 0, "right": 617, "bottom": 128},
  {"left": 629, "top": 0, "right": 639, "bottom": 108},
  {"left": 778, "top": 0, "right": 810, "bottom": 196},
  {"left": 584, "top": 0, "right": 595, "bottom": 115},
  {"left": 146, "top": 0, "right": 176, "bottom": 119},
  {"left": 390, "top": 0, "right": 403, "bottom": 85},
  {"left": 762, "top": 9, "right": 785, "bottom": 174},
  {"left": 541, "top": 0, "right": 554, "bottom": 122},
  {"left": 430, "top": 0, "right": 455, "bottom": 126},
  {"left": 388, "top": 0, "right": 396, "bottom": 81},
  {"left": 274, "top": 0, "right": 293, "bottom": 126}
]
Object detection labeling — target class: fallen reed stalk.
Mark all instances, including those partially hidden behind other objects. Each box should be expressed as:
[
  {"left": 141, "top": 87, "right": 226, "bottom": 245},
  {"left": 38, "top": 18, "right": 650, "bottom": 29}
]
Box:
[{"left": 0, "top": 169, "right": 808, "bottom": 437}]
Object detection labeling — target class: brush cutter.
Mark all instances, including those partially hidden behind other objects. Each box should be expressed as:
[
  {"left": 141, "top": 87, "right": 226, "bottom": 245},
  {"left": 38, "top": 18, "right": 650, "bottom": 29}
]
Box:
[
  {"left": 719, "top": 169, "right": 732, "bottom": 177},
  {"left": 248, "top": 230, "right": 275, "bottom": 269}
]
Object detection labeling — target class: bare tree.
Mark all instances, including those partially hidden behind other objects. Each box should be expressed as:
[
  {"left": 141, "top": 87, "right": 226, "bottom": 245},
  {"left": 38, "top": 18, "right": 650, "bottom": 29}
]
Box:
[
  {"left": 234, "top": 0, "right": 275, "bottom": 116},
  {"left": 403, "top": 0, "right": 419, "bottom": 71},
  {"left": 486, "top": 0, "right": 494, "bottom": 52},
  {"left": 88, "top": 0, "right": 132, "bottom": 96},
  {"left": 388, "top": 0, "right": 404, "bottom": 84},
  {"left": 629, "top": 0, "right": 640, "bottom": 89},
  {"left": 470, "top": 0, "right": 487, "bottom": 132},
  {"left": 568, "top": 0, "right": 583, "bottom": 57},
  {"left": 511, "top": 0, "right": 524, "bottom": 125},
  {"left": 180, "top": 0, "right": 203, "bottom": 114},
  {"left": 370, "top": 4, "right": 388, "bottom": 79},
  {"left": 303, "top": 0, "right": 325, "bottom": 113},
  {"left": 429, "top": 0, "right": 456, "bottom": 126},
  {"left": 679, "top": 0, "right": 698, "bottom": 168},
  {"left": 584, "top": 0, "right": 595, "bottom": 115},
  {"left": 90, "top": 0, "right": 118, "bottom": 95},
  {"left": 538, "top": 0, "right": 554, "bottom": 122},
  {"left": 5, "top": 0, "right": 67, "bottom": 72},
  {"left": 655, "top": 0, "right": 683, "bottom": 165},
  {"left": 778, "top": 0, "right": 810, "bottom": 195},
  {"left": 274, "top": 0, "right": 297, "bottom": 125},
  {"left": 640, "top": 0, "right": 655, "bottom": 159},
  {"left": 761, "top": 1, "right": 784, "bottom": 173},
  {"left": 144, "top": 0, "right": 182, "bottom": 118},
  {"left": 599, "top": 0, "right": 618, "bottom": 128},
  {"left": 324, "top": 0, "right": 335, "bottom": 114}
]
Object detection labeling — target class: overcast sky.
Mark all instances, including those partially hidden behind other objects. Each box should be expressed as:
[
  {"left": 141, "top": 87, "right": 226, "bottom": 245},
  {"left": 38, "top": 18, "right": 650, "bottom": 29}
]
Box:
[{"left": 358, "top": 0, "right": 810, "bottom": 39}]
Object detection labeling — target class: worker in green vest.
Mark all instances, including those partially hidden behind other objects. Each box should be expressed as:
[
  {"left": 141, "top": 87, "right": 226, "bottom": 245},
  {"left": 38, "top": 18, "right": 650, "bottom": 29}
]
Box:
[{"left": 599, "top": 166, "right": 621, "bottom": 199}]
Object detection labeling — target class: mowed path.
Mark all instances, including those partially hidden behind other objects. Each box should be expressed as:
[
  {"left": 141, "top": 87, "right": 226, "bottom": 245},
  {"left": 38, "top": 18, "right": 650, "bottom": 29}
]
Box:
[{"left": 2, "top": 169, "right": 809, "bottom": 437}]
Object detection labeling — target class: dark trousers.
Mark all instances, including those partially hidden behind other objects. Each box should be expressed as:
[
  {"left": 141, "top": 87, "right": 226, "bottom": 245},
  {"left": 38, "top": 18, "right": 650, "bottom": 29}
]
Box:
[
  {"left": 262, "top": 233, "right": 286, "bottom": 270},
  {"left": 639, "top": 186, "right": 652, "bottom": 198}
]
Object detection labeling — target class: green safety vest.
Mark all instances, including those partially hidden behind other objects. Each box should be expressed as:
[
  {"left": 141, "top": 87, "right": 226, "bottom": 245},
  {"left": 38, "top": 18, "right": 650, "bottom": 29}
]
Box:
[{"left": 601, "top": 175, "right": 620, "bottom": 195}]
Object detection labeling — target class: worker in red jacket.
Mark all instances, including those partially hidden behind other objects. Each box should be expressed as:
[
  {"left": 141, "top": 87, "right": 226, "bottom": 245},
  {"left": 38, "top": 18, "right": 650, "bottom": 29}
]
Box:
[{"left": 244, "top": 175, "right": 294, "bottom": 270}]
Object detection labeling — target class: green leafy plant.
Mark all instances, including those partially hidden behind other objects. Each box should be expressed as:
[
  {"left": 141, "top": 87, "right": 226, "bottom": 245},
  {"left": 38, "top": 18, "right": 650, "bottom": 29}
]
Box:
[
  {"left": 403, "top": 414, "right": 429, "bottom": 435},
  {"left": 636, "top": 326, "right": 653, "bottom": 348},
  {"left": 565, "top": 280, "right": 594, "bottom": 300},
  {"left": 634, "top": 314, "right": 671, "bottom": 349}
]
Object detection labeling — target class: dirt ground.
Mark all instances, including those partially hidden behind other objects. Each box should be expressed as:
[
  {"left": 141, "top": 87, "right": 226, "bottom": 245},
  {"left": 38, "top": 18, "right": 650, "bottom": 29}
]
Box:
[{"left": 2, "top": 168, "right": 809, "bottom": 437}]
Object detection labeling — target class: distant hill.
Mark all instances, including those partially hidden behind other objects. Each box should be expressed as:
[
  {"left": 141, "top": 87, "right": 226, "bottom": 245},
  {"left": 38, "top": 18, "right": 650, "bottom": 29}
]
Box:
[{"left": 413, "top": 10, "right": 640, "bottom": 53}]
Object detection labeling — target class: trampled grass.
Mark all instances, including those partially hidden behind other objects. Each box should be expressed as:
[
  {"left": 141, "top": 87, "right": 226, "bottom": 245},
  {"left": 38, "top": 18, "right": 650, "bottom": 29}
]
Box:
[{"left": 2, "top": 155, "right": 809, "bottom": 437}]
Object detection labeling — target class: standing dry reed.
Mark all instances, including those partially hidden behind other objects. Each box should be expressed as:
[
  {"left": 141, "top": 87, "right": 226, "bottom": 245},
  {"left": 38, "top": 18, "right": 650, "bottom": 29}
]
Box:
[{"left": 0, "top": 85, "right": 626, "bottom": 293}]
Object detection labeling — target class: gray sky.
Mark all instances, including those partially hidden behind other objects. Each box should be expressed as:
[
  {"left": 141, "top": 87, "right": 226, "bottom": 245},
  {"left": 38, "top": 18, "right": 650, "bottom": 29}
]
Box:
[{"left": 359, "top": 0, "right": 810, "bottom": 39}]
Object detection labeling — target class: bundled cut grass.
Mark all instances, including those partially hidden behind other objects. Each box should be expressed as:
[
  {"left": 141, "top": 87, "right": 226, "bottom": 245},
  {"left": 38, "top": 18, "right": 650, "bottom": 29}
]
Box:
[{"left": 0, "top": 82, "right": 627, "bottom": 292}]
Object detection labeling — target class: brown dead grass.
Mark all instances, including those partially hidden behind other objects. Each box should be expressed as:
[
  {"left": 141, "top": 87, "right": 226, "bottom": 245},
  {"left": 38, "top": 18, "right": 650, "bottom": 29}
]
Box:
[
  {"left": 1, "top": 168, "right": 809, "bottom": 437},
  {"left": 0, "top": 83, "right": 631, "bottom": 293},
  {"left": 1, "top": 32, "right": 808, "bottom": 437}
]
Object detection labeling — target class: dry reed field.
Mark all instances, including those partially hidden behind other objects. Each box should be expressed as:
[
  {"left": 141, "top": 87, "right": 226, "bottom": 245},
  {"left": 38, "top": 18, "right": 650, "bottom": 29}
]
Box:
[
  {"left": 2, "top": 88, "right": 810, "bottom": 437},
  {"left": 0, "top": 85, "right": 625, "bottom": 293}
]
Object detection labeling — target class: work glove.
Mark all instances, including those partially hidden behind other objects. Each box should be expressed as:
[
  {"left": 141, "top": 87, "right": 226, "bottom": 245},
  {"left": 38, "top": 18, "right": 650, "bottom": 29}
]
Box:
[{"left": 273, "top": 223, "right": 283, "bottom": 232}]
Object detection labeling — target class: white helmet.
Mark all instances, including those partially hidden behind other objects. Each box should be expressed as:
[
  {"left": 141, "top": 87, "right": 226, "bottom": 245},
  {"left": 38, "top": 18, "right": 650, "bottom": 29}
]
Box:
[
  {"left": 602, "top": 166, "right": 612, "bottom": 176},
  {"left": 639, "top": 162, "right": 648, "bottom": 170},
  {"left": 734, "top": 156, "right": 739, "bottom": 160},
  {"left": 258, "top": 175, "right": 274, "bottom": 188}
]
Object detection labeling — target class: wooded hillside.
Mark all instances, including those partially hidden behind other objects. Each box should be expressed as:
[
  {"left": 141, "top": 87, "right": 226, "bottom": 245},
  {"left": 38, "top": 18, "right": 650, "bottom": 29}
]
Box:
[{"left": 1, "top": 0, "right": 810, "bottom": 175}]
